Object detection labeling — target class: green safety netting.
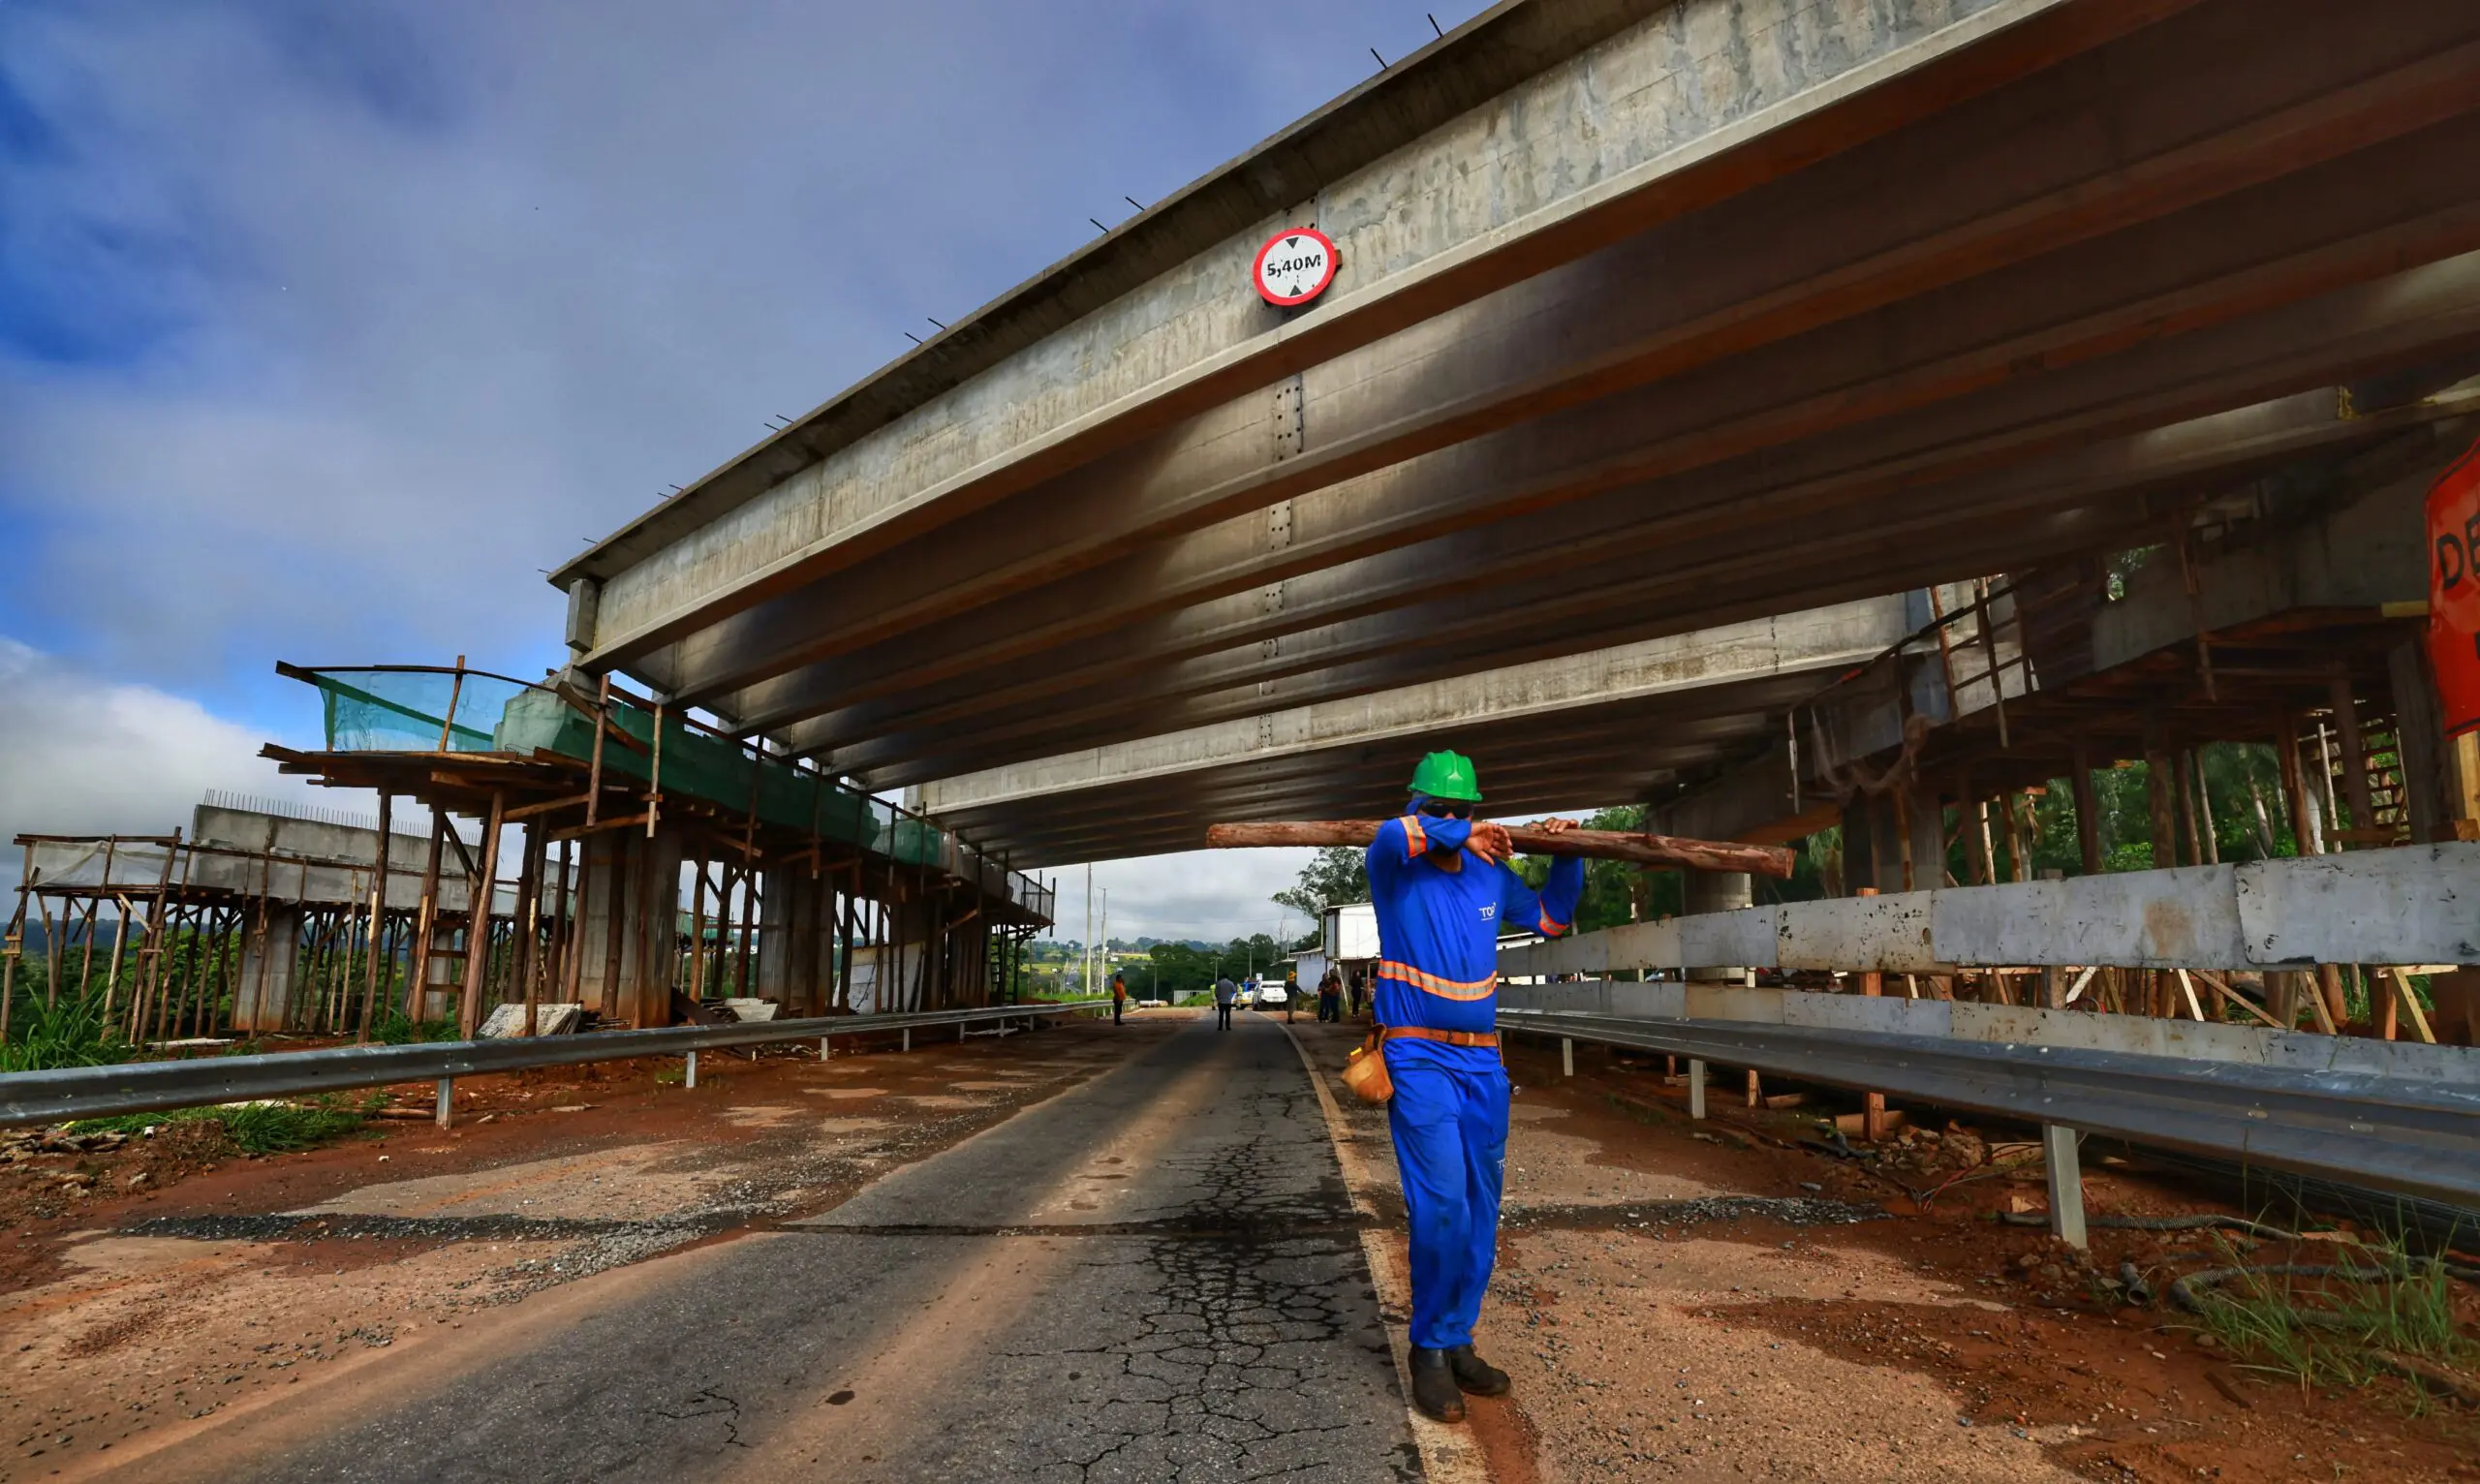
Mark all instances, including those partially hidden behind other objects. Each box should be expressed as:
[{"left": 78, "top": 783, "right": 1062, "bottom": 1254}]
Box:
[
  {"left": 297, "top": 670, "right": 955, "bottom": 869},
  {"left": 312, "top": 667, "right": 527, "bottom": 753}
]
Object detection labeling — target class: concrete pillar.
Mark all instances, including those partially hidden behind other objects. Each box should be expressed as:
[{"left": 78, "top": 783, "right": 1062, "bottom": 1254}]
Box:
[
  {"left": 1685, "top": 871, "right": 1751, "bottom": 984},
  {"left": 756, "top": 869, "right": 830, "bottom": 1011},
  {"left": 574, "top": 825, "right": 687, "bottom": 1027},
  {"left": 230, "top": 906, "right": 303, "bottom": 1033},
  {"left": 1688, "top": 1059, "right": 1707, "bottom": 1120}
]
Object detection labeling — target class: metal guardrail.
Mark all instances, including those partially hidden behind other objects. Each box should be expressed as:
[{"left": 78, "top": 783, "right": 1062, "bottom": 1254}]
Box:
[
  {"left": 1498, "top": 1005, "right": 2480, "bottom": 1210},
  {"left": 0, "top": 1000, "right": 1109, "bottom": 1128}
]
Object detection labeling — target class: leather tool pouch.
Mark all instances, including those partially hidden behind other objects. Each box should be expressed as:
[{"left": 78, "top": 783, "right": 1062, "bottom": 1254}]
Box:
[{"left": 1340, "top": 1030, "right": 1393, "bottom": 1104}]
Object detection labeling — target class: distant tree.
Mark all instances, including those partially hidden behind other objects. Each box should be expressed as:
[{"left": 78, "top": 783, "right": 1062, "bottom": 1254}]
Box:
[{"left": 1273, "top": 845, "right": 1369, "bottom": 921}]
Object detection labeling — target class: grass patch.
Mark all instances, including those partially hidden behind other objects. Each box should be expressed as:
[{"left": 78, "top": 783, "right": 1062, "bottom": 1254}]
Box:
[
  {"left": 2180, "top": 1228, "right": 2478, "bottom": 1403},
  {"left": 68, "top": 1095, "right": 384, "bottom": 1155},
  {"left": 0, "top": 993, "right": 135, "bottom": 1073},
  {"left": 369, "top": 1013, "right": 462, "bottom": 1045}
]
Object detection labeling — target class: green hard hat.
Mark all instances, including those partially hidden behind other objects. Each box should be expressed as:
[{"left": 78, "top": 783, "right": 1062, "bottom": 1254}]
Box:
[{"left": 1409, "top": 750, "right": 1483, "bottom": 803}]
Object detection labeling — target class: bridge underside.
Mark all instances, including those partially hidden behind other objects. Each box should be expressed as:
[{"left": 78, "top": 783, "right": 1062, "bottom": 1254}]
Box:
[{"left": 555, "top": 0, "right": 2480, "bottom": 863}]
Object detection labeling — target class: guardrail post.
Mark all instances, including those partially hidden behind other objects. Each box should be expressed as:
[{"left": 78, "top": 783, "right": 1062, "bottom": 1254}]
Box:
[
  {"left": 2043, "top": 1125, "right": 2087, "bottom": 1250},
  {"left": 1688, "top": 1059, "right": 1707, "bottom": 1120},
  {"left": 1561, "top": 1037, "right": 1574, "bottom": 1077},
  {"left": 434, "top": 1077, "right": 452, "bottom": 1128},
  {"left": 820, "top": 1036, "right": 830, "bottom": 1061},
  {"left": 685, "top": 1049, "right": 698, "bottom": 1090}
]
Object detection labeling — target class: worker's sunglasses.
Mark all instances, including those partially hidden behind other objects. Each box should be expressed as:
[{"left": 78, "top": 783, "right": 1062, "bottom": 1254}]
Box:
[{"left": 1418, "top": 800, "right": 1473, "bottom": 819}]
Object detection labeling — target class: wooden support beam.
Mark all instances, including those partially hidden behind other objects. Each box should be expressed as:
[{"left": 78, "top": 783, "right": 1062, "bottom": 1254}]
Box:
[{"left": 1203, "top": 820, "right": 1793, "bottom": 878}]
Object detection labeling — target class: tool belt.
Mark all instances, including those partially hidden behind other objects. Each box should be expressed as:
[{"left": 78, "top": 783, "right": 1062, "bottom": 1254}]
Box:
[
  {"left": 1381, "top": 1026, "right": 1500, "bottom": 1049},
  {"left": 1341, "top": 1025, "right": 1503, "bottom": 1105}
]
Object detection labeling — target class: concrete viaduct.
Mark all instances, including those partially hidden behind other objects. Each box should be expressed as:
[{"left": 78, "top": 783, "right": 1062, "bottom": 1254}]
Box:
[{"left": 553, "top": 0, "right": 2480, "bottom": 866}]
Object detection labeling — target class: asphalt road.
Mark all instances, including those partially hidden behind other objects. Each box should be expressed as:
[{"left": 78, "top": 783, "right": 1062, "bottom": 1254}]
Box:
[{"left": 211, "top": 1012, "right": 1418, "bottom": 1484}]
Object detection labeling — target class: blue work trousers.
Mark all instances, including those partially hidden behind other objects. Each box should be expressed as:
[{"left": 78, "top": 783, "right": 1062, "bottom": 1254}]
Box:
[{"left": 1384, "top": 1044, "right": 1509, "bottom": 1350}]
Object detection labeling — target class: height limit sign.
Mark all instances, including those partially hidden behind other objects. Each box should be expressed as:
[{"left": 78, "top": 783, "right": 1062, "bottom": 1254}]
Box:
[{"left": 1253, "top": 227, "right": 1338, "bottom": 307}]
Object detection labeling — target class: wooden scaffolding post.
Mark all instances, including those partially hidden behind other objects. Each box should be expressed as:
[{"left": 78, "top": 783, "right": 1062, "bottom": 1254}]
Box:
[
  {"left": 689, "top": 858, "right": 709, "bottom": 1004},
  {"left": 0, "top": 845, "right": 28, "bottom": 1046},
  {"left": 517, "top": 823, "right": 545, "bottom": 1037},
  {"left": 1855, "top": 887, "right": 1888, "bottom": 1141},
  {"left": 407, "top": 812, "right": 447, "bottom": 1023},
  {"left": 457, "top": 792, "right": 506, "bottom": 1038},
  {"left": 2191, "top": 750, "right": 2220, "bottom": 864},
  {"left": 2175, "top": 750, "right": 2205, "bottom": 868},
  {"left": 2070, "top": 742, "right": 2104, "bottom": 876},
  {"left": 2329, "top": 674, "right": 2377, "bottom": 844},
  {"left": 358, "top": 792, "right": 393, "bottom": 1040},
  {"left": 2143, "top": 725, "right": 2180, "bottom": 870}
]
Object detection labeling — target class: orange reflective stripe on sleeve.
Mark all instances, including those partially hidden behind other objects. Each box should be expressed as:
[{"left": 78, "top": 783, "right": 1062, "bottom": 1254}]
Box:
[
  {"left": 1400, "top": 814, "right": 1428, "bottom": 859},
  {"left": 1536, "top": 912, "right": 1570, "bottom": 938},
  {"left": 1377, "top": 960, "right": 1497, "bottom": 1001}
]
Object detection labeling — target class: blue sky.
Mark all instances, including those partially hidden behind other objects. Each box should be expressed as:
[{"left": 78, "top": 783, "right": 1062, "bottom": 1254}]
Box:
[{"left": 0, "top": 0, "right": 1486, "bottom": 933}]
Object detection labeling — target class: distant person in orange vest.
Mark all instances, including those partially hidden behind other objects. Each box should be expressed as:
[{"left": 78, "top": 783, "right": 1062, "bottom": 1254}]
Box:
[{"left": 1111, "top": 970, "right": 1127, "bottom": 1026}]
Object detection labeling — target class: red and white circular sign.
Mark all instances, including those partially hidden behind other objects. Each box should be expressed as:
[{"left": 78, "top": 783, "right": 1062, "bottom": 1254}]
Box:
[{"left": 1253, "top": 227, "right": 1339, "bottom": 307}]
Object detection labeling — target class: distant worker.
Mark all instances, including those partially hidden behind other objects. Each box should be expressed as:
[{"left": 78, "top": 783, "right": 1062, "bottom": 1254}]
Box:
[
  {"left": 1111, "top": 970, "right": 1127, "bottom": 1026},
  {"left": 1284, "top": 971, "right": 1299, "bottom": 1023},
  {"left": 1318, "top": 968, "right": 1342, "bottom": 1023},
  {"left": 1364, "top": 750, "right": 1581, "bottom": 1425},
  {"left": 1213, "top": 974, "right": 1238, "bottom": 1031},
  {"left": 1347, "top": 971, "right": 1364, "bottom": 1021}
]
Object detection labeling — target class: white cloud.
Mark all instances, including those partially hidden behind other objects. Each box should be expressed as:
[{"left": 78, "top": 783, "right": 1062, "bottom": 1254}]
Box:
[
  {"left": 0, "top": 637, "right": 343, "bottom": 893},
  {"left": 1045, "top": 848, "right": 1320, "bottom": 949}
]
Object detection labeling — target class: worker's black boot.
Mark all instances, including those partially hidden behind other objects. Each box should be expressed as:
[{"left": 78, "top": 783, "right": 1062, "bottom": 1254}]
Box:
[
  {"left": 1408, "top": 1346, "right": 1467, "bottom": 1423},
  {"left": 1446, "top": 1345, "right": 1510, "bottom": 1397}
]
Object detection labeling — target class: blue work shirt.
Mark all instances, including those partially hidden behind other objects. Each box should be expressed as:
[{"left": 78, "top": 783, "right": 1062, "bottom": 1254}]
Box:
[{"left": 1364, "top": 814, "right": 1585, "bottom": 1040}]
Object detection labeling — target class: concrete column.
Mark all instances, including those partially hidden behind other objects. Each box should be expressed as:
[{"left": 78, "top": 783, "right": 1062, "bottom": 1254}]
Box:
[
  {"left": 231, "top": 906, "right": 303, "bottom": 1033},
  {"left": 1685, "top": 871, "right": 1751, "bottom": 984},
  {"left": 574, "top": 825, "right": 687, "bottom": 1027},
  {"left": 756, "top": 868, "right": 828, "bottom": 1010}
]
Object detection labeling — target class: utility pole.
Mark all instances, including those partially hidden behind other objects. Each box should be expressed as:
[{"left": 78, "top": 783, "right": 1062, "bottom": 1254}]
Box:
[
  {"left": 1099, "top": 887, "right": 1109, "bottom": 996},
  {"left": 1082, "top": 862, "right": 1093, "bottom": 999}
]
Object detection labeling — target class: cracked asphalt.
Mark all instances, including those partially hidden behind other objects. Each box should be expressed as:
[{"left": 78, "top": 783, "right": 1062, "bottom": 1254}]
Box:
[{"left": 183, "top": 1012, "right": 1418, "bottom": 1484}]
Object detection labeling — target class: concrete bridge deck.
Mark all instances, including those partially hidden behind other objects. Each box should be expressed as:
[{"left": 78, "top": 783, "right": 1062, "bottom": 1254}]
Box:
[{"left": 554, "top": 0, "right": 2480, "bottom": 859}]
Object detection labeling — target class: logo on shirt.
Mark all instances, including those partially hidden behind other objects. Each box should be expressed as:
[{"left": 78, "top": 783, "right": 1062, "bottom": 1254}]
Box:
[{"left": 1478, "top": 904, "right": 1496, "bottom": 920}]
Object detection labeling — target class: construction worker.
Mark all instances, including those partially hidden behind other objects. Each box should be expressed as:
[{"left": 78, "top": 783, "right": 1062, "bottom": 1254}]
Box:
[
  {"left": 1365, "top": 750, "right": 1582, "bottom": 1424},
  {"left": 1111, "top": 970, "right": 1127, "bottom": 1026}
]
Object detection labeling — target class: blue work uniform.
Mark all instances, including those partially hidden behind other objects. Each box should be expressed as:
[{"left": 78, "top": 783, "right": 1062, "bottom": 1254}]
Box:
[{"left": 1366, "top": 813, "right": 1584, "bottom": 1350}]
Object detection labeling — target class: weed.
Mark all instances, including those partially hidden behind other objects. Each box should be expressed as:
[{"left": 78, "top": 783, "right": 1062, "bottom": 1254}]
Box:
[
  {"left": 369, "top": 1013, "right": 461, "bottom": 1045},
  {"left": 68, "top": 1095, "right": 382, "bottom": 1155},
  {"left": 2181, "top": 1227, "right": 2477, "bottom": 1404},
  {"left": 0, "top": 993, "right": 134, "bottom": 1072}
]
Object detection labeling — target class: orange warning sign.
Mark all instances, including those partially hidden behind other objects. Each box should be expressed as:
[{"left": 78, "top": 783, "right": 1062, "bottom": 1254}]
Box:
[{"left": 2428, "top": 435, "right": 2480, "bottom": 737}]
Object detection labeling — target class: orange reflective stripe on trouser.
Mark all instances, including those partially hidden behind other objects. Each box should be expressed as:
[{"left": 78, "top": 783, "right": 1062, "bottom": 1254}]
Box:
[
  {"left": 1400, "top": 814, "right": 1428, "bottom": 858},
  {"left": 1378, "top": 960, "right": 1497, "bottom": 1001}
]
